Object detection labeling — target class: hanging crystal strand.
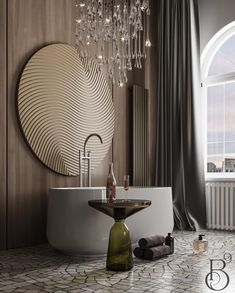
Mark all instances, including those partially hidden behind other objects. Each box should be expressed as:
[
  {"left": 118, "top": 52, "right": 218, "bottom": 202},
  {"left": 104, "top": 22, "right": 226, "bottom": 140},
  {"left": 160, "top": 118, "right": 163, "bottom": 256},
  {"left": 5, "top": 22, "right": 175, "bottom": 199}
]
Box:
[
  {"left": 104, "top": 1, "right": 108, "bottom": 46},
  {"left": 123, "top": 0, "right": 129, "bottom": 41},
  {"left": 96, "top": 40, "right": 102, "bottom": 72},
  {"left": 90, "top": 0, "right": 94, "bottom": 44},
  {"left": 106, "top": 0, "right": 112, "bottom": 45},
  {"left": 96, "top": 0, "right": 102, "bottom": 73},
  {"left": 145, "top": 0, "right": 151, "bottom": 48},
  {"left": 103, "top": 3, "right": 106, "bottom": 64},
  {"left": 83, "top": 0, "right": 89, "bottom": 58},
  {"left": 117, "top": 12, "right": 123, "bottom": 84},
  {"left": 116, "top": 1, "right": 121, "bottom": 56},
  {"left": 123, "top": 41, "right": 128, "bottom": 83},
  {"left": 122, "top": 3, "right": 126, "bottom": 85},
  {"left": 75, "top": 0, "right": 79, "bottom": 51},
  {"left": 108, "top": 33, "right": 114, "bottom": 83},
  {"left": 145, "top": 0, "right": 150, "bottom": 15},
  {"left": 87, "top": 1, "right": 93, "bottom": 70},
  {"left": 84, "top": 0, "right": 91, "bottom": 60},
  {"left": 75, "top": 0, "right": 84, "bottom": 56},
  {"left": 115, "top": 0, "right": 121, "bottom": 85},
  {"left": 112, "top": 1, "right": 115, "bottom": 63},
  {"left": 127, "top": 3, "right": 132, "bottom": 71},
  {"left": 82, "top": 1, "right": 89, "bottom": 58},
  {"left": 107, "top": 0, "right": 113, "bottom": 82},
  {"left": 132, "top": 0, "right": 138, "bottom": 67},
  {"left": 137, "top": 30, "right": 142, "bottom": 68},
  {"left": 99, "top": 0, "right": 105, "bottom": 66},
  {"left": 128, "top": 0, "right": 133, "bottom": 69},
  {"left": 134, "top": 35, "right": 138, "bottom": 67},
  {"left": 107, "top": 0, "right": 112, "bottom": 82},
  {"left": 120, "top": 1, "right": 126, "bottom": 85},
  {"left": 115, "top": 3, "right": 121, "bottom": 72},
  {"left": 119, "top": 40, "right": 123, "bottom": 87},
  {"left": 123, "top": 0, "right": 129, "bottom": 78},
  {"left": 136, "top": 0, "right": 142, "bottom": 64},
  {"left": 120, "top": 27, "right": 127, "bottom": 85},
  {"left": 112, "top": 1, "right": 117, "bottom": 84},
  {"left": 136, "top": 0, "right": 142, "bottom": 32},
  {"left": 142, "top": 10, "right": 147, "bottom": 58},
  {"left": 112, "top": 36, "right": 116, "bottom": 84},
  {"left": 95, "top": 1, "right": 100, "bottom": 70},
  {"left": 120, "top": 39, "right": 127, "bottom": 86}
]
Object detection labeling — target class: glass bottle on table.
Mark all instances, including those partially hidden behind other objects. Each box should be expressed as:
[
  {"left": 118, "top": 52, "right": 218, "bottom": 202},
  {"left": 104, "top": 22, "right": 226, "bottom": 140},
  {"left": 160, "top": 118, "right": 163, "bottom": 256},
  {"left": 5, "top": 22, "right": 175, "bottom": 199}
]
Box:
[
  {"left": 106, "top": 163, "right": 116, "bottom": 201},
  {"left": 124, "top": 175, "right": 129, "bottom": 190},
  {"left": 123, "top": 175, "right": 129, "bottom": 200}
]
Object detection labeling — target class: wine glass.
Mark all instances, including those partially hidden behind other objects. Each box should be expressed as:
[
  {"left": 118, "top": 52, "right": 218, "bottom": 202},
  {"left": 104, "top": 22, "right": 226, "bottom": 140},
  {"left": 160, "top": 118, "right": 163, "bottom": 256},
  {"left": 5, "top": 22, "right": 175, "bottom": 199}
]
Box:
[{"left": 123, "top": 175, "right": 129, "bottom": 200}]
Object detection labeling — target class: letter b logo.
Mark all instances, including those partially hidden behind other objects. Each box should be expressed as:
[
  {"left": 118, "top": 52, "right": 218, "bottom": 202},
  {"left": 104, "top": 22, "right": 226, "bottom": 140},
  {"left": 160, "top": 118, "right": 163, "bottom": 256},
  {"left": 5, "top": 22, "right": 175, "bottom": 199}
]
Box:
[{"left": 205, "top": 254, "right": 231, "bottom": 291}]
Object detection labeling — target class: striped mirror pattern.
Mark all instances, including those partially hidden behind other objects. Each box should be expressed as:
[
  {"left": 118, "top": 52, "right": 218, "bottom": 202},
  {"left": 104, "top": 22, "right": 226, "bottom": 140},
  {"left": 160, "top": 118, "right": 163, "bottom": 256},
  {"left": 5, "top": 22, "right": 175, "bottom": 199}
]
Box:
[{"left": 17, "top": 44, "right": 114, "bottom": 176}]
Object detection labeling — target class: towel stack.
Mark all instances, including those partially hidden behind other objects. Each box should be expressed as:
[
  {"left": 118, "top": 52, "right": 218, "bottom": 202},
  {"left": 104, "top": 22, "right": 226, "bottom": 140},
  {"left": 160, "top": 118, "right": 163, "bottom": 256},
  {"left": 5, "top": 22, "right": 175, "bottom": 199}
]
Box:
[{"left": 134, "top": 235, "right": 171, "bottom": 260}]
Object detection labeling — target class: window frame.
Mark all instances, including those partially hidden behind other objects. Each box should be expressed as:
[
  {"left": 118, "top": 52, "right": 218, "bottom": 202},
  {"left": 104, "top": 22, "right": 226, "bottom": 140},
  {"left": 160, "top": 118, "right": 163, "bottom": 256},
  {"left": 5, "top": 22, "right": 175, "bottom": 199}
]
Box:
[{"left": 201, "top": 21, "right": 235, "bottom": 180}]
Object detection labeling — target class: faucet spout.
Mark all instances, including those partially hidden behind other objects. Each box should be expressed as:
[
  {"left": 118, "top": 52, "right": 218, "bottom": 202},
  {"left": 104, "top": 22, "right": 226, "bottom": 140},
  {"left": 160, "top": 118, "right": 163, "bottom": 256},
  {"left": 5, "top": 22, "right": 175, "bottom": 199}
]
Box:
[
  {"left": 84, "top": 133, "right": 103, "bottom": 155},
  {"left": 80, "top": 133, "right": 103, "bottom": 187}
]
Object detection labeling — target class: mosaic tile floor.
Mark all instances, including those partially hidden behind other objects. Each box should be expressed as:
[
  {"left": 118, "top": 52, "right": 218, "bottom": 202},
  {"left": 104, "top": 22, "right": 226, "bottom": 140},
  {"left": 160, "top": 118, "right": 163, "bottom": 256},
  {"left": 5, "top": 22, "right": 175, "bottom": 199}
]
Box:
[{"left": 0, "top": 230, "right": 234, "bottom": 293}]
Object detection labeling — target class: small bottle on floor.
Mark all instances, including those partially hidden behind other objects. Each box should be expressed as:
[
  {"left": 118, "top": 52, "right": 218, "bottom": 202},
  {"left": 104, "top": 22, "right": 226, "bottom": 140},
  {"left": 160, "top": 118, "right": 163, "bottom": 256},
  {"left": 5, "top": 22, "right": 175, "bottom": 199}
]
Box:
[
  {"left": 165, "top": 233, "right": 174, "bottom": 254},
  {"left": 193, "top": 234, "right": 208, "bottom": 254}
]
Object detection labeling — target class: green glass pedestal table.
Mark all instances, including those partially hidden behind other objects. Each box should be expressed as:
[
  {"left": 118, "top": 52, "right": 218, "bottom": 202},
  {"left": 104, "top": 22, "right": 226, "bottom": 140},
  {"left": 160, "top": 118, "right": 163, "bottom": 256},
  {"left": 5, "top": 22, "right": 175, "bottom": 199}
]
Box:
[{"left": 88, "top": 199, "right": 151, "bottom": 271}]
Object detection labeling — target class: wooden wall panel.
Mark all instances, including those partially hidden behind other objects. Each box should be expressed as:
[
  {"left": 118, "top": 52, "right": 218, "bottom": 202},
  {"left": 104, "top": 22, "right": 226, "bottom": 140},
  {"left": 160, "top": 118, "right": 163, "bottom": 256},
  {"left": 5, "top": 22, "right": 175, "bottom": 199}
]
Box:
[
  {"left": 6, "top": 0, "right": 111, "bottom": 248},
  {"left": 0, "top": 0, "right": 7, "bottom": 250}
]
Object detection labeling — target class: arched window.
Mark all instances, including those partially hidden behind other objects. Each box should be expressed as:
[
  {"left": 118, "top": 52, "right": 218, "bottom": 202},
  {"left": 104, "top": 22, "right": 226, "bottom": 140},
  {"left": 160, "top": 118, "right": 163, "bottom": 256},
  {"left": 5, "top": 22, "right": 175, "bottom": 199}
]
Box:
[{"left": 201, "top": 22, "right": 235, "bottom": 178}]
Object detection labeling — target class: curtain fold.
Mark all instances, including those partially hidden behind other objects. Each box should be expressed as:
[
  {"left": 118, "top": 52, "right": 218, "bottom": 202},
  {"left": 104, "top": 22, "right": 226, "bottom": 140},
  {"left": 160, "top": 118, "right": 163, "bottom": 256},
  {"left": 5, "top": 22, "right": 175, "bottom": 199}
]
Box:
[{"left": 155, "top": 0, "right": 206, "bottom": 230}]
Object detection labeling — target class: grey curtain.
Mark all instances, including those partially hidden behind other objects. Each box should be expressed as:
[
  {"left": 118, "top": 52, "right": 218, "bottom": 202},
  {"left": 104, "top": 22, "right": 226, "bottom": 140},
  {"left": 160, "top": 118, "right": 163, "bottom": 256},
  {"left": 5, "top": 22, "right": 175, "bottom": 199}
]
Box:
[{"left": 155, "top": 0, "right": 206, "bottom": 230}]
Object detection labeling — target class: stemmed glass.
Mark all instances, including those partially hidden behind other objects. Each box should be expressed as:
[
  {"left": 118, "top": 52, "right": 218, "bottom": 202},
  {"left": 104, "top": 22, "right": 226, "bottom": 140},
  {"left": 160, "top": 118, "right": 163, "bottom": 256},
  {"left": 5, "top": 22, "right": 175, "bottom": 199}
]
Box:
[{"left": 123, "top": 175, "right": 129, "bottom": 200}]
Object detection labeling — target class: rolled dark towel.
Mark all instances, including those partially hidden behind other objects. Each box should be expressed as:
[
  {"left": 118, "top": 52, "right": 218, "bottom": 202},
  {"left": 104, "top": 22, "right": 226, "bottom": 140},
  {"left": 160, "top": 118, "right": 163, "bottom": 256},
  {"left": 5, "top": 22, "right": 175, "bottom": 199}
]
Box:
[
  {"left": 143, "top": 245, "right": 171, "bottom": 260},
  {"left": 133, "top": 247, "right": 145, "bottom": 258},
  {"left": 138, "top": 235, "right": 165, "bottom": 248}
]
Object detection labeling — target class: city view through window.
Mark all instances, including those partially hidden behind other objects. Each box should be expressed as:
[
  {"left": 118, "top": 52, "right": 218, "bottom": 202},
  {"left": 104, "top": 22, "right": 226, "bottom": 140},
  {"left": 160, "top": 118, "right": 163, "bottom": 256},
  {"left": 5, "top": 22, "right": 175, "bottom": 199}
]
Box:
[{"left": 207, "top": 34, "right": 235, "bottom": 173}]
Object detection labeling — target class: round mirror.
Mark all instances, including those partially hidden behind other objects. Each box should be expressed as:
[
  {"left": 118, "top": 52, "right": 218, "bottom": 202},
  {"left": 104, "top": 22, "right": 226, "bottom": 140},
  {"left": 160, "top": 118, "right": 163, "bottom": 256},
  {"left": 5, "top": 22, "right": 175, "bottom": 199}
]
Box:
[{"left": 17, "top": 43, "right": 114, "bottom": 176}]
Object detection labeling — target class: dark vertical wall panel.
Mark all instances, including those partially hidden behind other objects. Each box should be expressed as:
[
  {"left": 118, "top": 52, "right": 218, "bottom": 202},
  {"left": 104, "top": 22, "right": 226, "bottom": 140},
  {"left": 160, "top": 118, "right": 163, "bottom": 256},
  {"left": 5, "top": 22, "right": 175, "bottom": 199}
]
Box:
[
  {"left": 133, "top": 0, "right": 158, "bottom": 186},
  {"left": 132, "top": 85, "right": 149, "bottom": 186},
  {"left": 0, "top": 0, "right": 7, "bottom": 250},
  {"left": 146, "top": 0, "right": 158, "bottom": 186},
  {"left": 113, "top": 80, "right": 132, "bottom": 185}
]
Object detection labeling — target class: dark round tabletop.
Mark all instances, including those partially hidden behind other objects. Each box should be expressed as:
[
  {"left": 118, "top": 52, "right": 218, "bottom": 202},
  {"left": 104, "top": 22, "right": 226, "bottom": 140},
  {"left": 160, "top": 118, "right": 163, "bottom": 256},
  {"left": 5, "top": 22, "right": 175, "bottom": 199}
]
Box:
[{"left": 88, "top": 199, "right": 151, "bottom": 220}]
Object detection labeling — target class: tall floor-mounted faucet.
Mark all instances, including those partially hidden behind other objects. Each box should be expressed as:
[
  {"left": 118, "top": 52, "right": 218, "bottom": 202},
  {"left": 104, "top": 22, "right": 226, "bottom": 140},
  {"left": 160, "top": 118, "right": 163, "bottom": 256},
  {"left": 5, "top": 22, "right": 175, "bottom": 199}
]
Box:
[{"left": 79, "top": 133, "right": 103, "bottom": 187}]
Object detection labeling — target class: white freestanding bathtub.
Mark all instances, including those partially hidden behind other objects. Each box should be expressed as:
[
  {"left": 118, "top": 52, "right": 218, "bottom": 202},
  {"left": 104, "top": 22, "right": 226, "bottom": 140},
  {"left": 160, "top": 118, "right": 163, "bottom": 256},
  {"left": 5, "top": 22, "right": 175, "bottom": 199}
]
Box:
[{"left": 47, "top": 187, "right": 174, "bottom": 255}]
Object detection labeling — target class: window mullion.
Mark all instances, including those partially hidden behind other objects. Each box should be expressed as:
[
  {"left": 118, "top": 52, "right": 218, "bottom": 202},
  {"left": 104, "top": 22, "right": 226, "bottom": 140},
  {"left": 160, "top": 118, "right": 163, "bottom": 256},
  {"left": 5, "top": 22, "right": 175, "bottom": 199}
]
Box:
[{"left": 205, "top": 73, "right": 235, "bottom": 87}]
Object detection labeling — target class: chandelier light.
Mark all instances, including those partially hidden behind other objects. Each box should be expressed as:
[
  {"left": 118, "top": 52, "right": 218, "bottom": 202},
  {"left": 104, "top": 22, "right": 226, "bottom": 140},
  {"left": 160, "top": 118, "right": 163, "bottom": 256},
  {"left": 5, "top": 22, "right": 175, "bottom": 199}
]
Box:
[{"left": 75, "top": 0, "right": 151, "bottom": 87}]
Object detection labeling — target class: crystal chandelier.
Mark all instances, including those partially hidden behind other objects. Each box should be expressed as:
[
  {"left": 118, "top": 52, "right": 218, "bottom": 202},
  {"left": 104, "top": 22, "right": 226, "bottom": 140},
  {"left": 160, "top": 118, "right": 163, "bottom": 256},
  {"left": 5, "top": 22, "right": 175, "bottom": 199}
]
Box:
[{"left": 75, "top": 0, "right": 151, "bottom": 87}]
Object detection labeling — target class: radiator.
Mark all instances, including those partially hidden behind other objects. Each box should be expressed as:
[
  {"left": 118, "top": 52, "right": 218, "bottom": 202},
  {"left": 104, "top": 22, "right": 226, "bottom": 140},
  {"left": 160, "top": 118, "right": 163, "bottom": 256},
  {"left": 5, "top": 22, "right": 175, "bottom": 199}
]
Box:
[
  {"left": 206, "top": 182, "right": 235, "bottom": 230},
  {"left": 132, "top": 85, "right": 149, "bottom": 186}
]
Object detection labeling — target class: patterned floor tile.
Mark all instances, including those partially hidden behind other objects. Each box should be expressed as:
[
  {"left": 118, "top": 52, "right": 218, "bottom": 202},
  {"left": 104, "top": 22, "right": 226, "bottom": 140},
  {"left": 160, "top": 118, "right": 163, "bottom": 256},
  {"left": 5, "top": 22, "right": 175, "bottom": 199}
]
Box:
[{"left": 0, "top": 230, "right": 235, "bottom": 292}]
